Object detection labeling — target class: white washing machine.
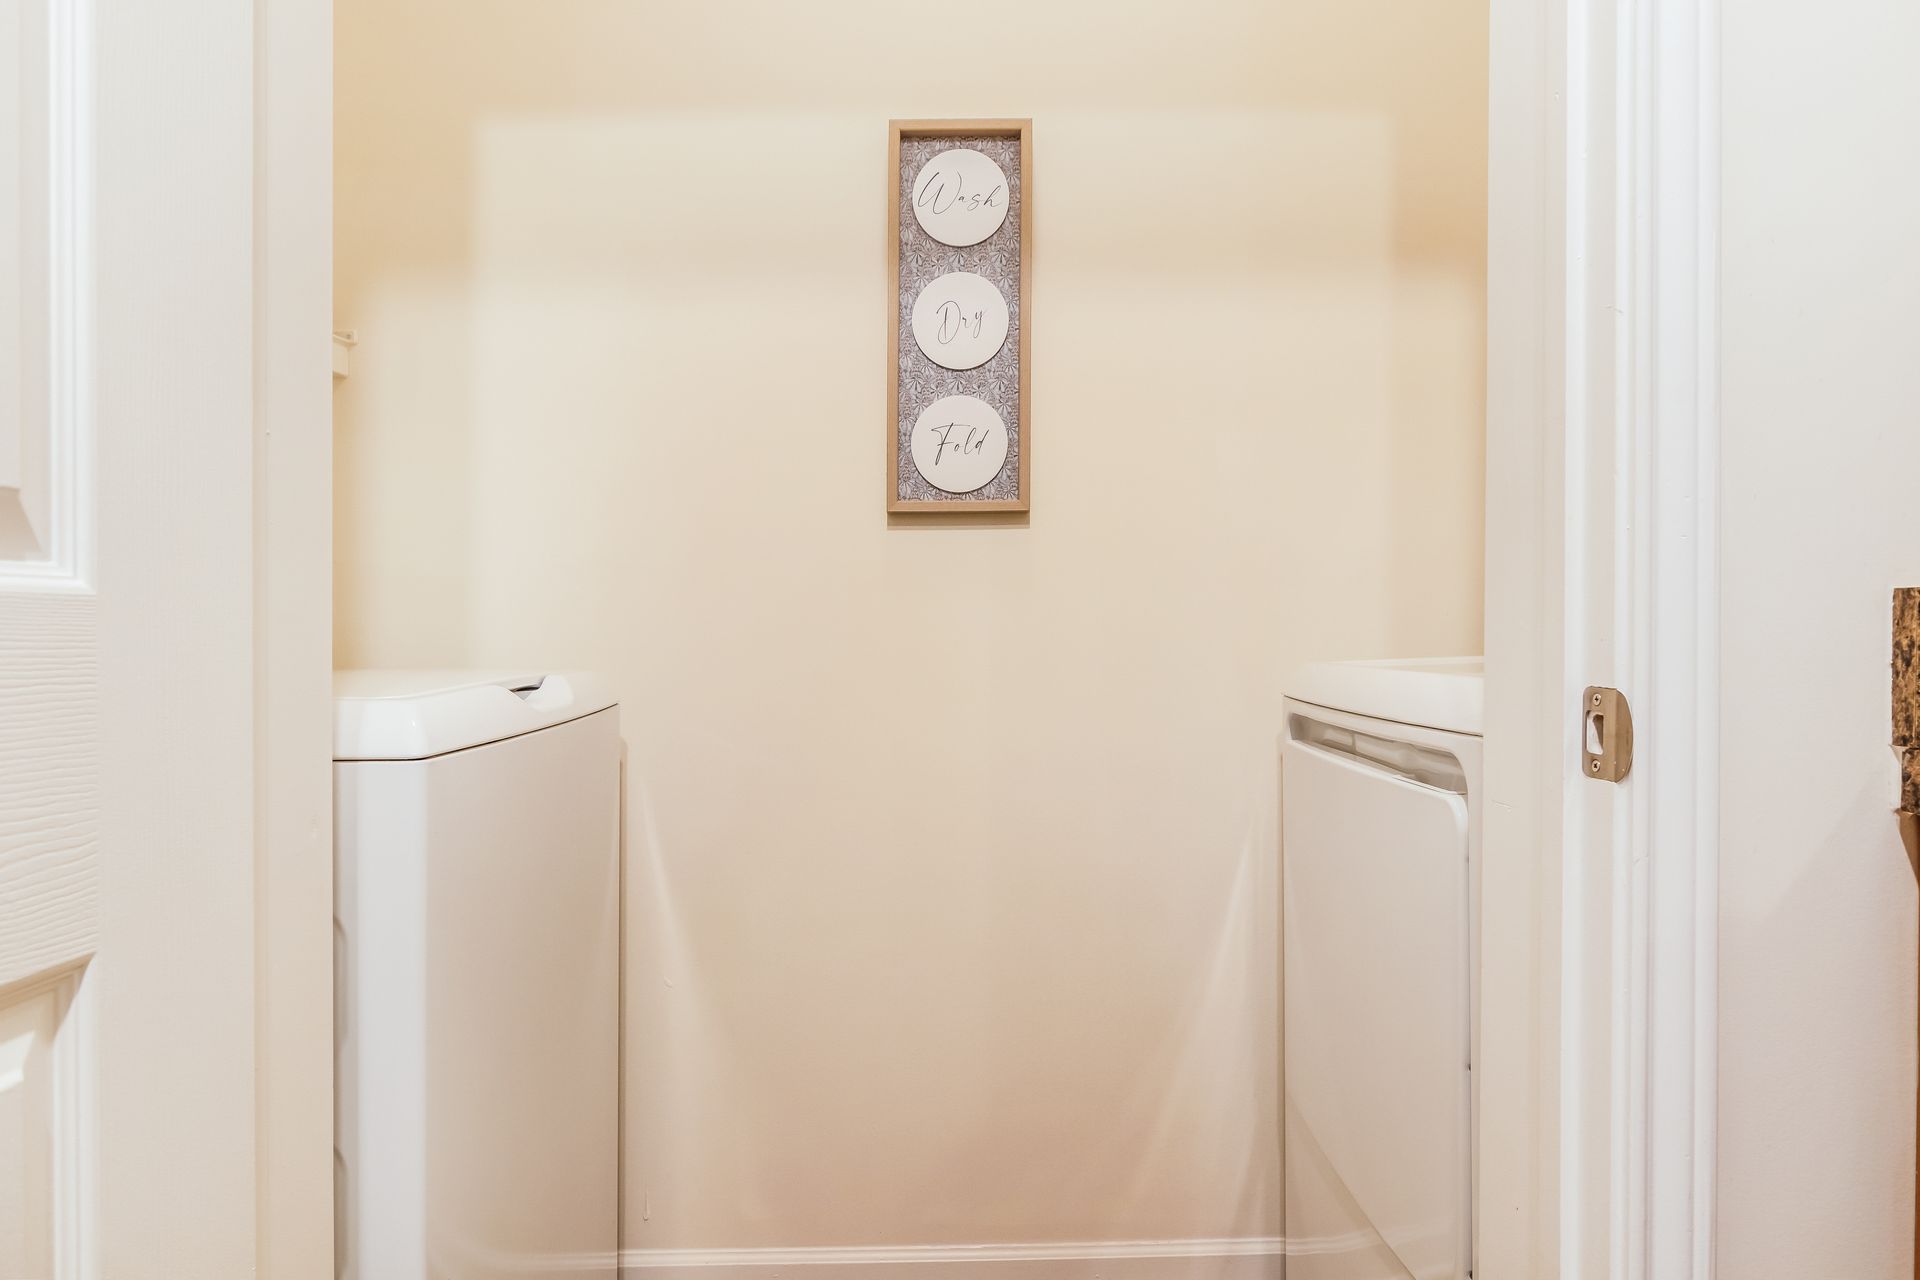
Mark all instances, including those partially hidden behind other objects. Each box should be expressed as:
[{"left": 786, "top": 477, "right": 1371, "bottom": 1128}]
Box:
[
  {"left": 334, "top": 670, "right": 622, "bottom": 1280},
  {"left": 1282, "top": 658, "right": 1483, "bottom": 1280}
]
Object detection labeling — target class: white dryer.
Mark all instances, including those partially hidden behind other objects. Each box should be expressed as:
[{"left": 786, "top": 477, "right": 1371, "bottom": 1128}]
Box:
[
  {"left": 333, "top": 670, "right": 621, "bottom": 1280},
  {"left": 1282, "top": 658, "right": 1483, "bottom": 1280}
]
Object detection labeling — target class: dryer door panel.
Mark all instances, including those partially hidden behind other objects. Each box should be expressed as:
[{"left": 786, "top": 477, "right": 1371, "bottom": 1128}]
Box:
[{"left": 1284, "top": 738, "right": 1470, "bottom": 1280}]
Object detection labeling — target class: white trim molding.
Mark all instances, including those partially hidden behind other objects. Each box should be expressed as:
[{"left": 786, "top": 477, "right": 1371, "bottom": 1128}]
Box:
[
  {"left": 1491, "top": 0, "right": 1721, "bottom": 1270},
  {"left": 0, "top": 962, "right": 95, "bottom": 1280},
  {"left": 0, "top": 0, "right": 93, "bottom": 591},
  {"left": 49, "top": 964, "right": 94, "bottom": 1280},
  {"left": 1621, "top": 0, "right": 1720, "bottom": 1273},
  {"left": 1553, "top": 0, "right": 1722, "bottom": 1273},
  {"left": 619, "top": 1238, "right": 1284, "bottom": 1280}
]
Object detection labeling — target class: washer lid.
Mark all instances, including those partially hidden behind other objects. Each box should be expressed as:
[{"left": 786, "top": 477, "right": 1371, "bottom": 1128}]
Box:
[
  {"left": 1285, "top": 657, "right": 1484, "bottom": 737},
  {"left": 333, "top": 669, "right": 617, "bottom": 761}
]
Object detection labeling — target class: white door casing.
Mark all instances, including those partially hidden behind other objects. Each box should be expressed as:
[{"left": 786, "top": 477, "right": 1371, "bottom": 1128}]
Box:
[
  {"left": 1483, "top": 0, "right": 1719, "bottom": 1275},
  {"left": 0, "top": 2, "right": 333, "bottom": 1278}
]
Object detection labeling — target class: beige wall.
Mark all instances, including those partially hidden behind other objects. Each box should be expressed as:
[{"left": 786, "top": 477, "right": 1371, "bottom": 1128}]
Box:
[
  {"left": 334, "top": 0, "right": 1487, "bottom": 1251},
  {"left": 1718, "top": 0, "right": 1920, "bottom": 1272}
]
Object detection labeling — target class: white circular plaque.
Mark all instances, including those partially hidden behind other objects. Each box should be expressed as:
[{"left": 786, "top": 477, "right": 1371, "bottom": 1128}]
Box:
[
  {"left": 911, "top": 148, "right": 1011, "bottom": 247},
  {"left": 910, "top": 395, "right": 1009, "bottom": 495},
  {"left": 911, "top": 272, "right": 1010, "bottom": 371}
]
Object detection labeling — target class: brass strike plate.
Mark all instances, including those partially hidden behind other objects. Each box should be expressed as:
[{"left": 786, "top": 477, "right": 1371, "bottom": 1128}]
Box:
[{"left": 1583, "top": 686, "right": 1633, "bottom": 783}]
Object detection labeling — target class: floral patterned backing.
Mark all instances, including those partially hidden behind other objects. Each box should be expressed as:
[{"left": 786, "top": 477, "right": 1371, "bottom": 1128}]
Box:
[{"left": 896, "top": 133, "right": 1023, "bottom": 504}]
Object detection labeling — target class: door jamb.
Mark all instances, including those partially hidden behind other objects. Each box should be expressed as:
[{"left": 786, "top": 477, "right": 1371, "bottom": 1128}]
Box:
[
  {"left": 1483, "top": 0, "right": 1720, "bottom": 1273},
  {"left": 1622, "top": 0, "right": 1720, "bottom": 1272},
  {"left": 253, "top": 1, "right": 334, "bottom": 1277}
]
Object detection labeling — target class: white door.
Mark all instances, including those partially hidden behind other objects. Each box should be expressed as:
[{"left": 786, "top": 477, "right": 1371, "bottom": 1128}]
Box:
[{"left": 0, "top": 3, "right": 332, "bottom": 1278}]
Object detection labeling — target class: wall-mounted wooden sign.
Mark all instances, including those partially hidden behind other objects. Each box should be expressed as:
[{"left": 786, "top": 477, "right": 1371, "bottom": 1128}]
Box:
[{"left": 888, "top": 119, "right": 1032, "bottom": 514}]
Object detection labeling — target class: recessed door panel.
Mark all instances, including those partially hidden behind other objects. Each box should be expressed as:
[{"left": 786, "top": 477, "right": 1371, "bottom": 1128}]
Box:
[{"left": 0, "top": 6, "right": 96, "bottom": 1277}]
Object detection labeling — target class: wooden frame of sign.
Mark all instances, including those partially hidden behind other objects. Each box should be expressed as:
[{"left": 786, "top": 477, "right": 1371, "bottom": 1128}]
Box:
[{"left": 887, "top": 119, "right": 1032, "bottom": 514}]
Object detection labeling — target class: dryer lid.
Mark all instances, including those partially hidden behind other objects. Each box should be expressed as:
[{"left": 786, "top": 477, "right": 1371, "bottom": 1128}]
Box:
[
  {"left": 333, "top": 669, "right": 617, "bottom": 761},
  {"left": 1285, "top": 657, "right": 1484, "bottom": 737}
]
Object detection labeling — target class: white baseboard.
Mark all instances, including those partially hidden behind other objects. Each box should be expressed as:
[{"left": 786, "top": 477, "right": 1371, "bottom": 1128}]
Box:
[{"left": 619, "top": 1238, "right": 1285, "bottom": 1280}]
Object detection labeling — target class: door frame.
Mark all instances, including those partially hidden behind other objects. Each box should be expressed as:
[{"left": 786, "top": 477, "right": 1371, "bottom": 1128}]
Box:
[
  {"left": 255, "top": 0, "right": 1732, "bottom": 1274},
  {"left": 1483, "top": 0, "right": 1720, "bottom": 1275},
  {"left": 255, "top": 0, "right": 334, "bottom": 1277}
]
